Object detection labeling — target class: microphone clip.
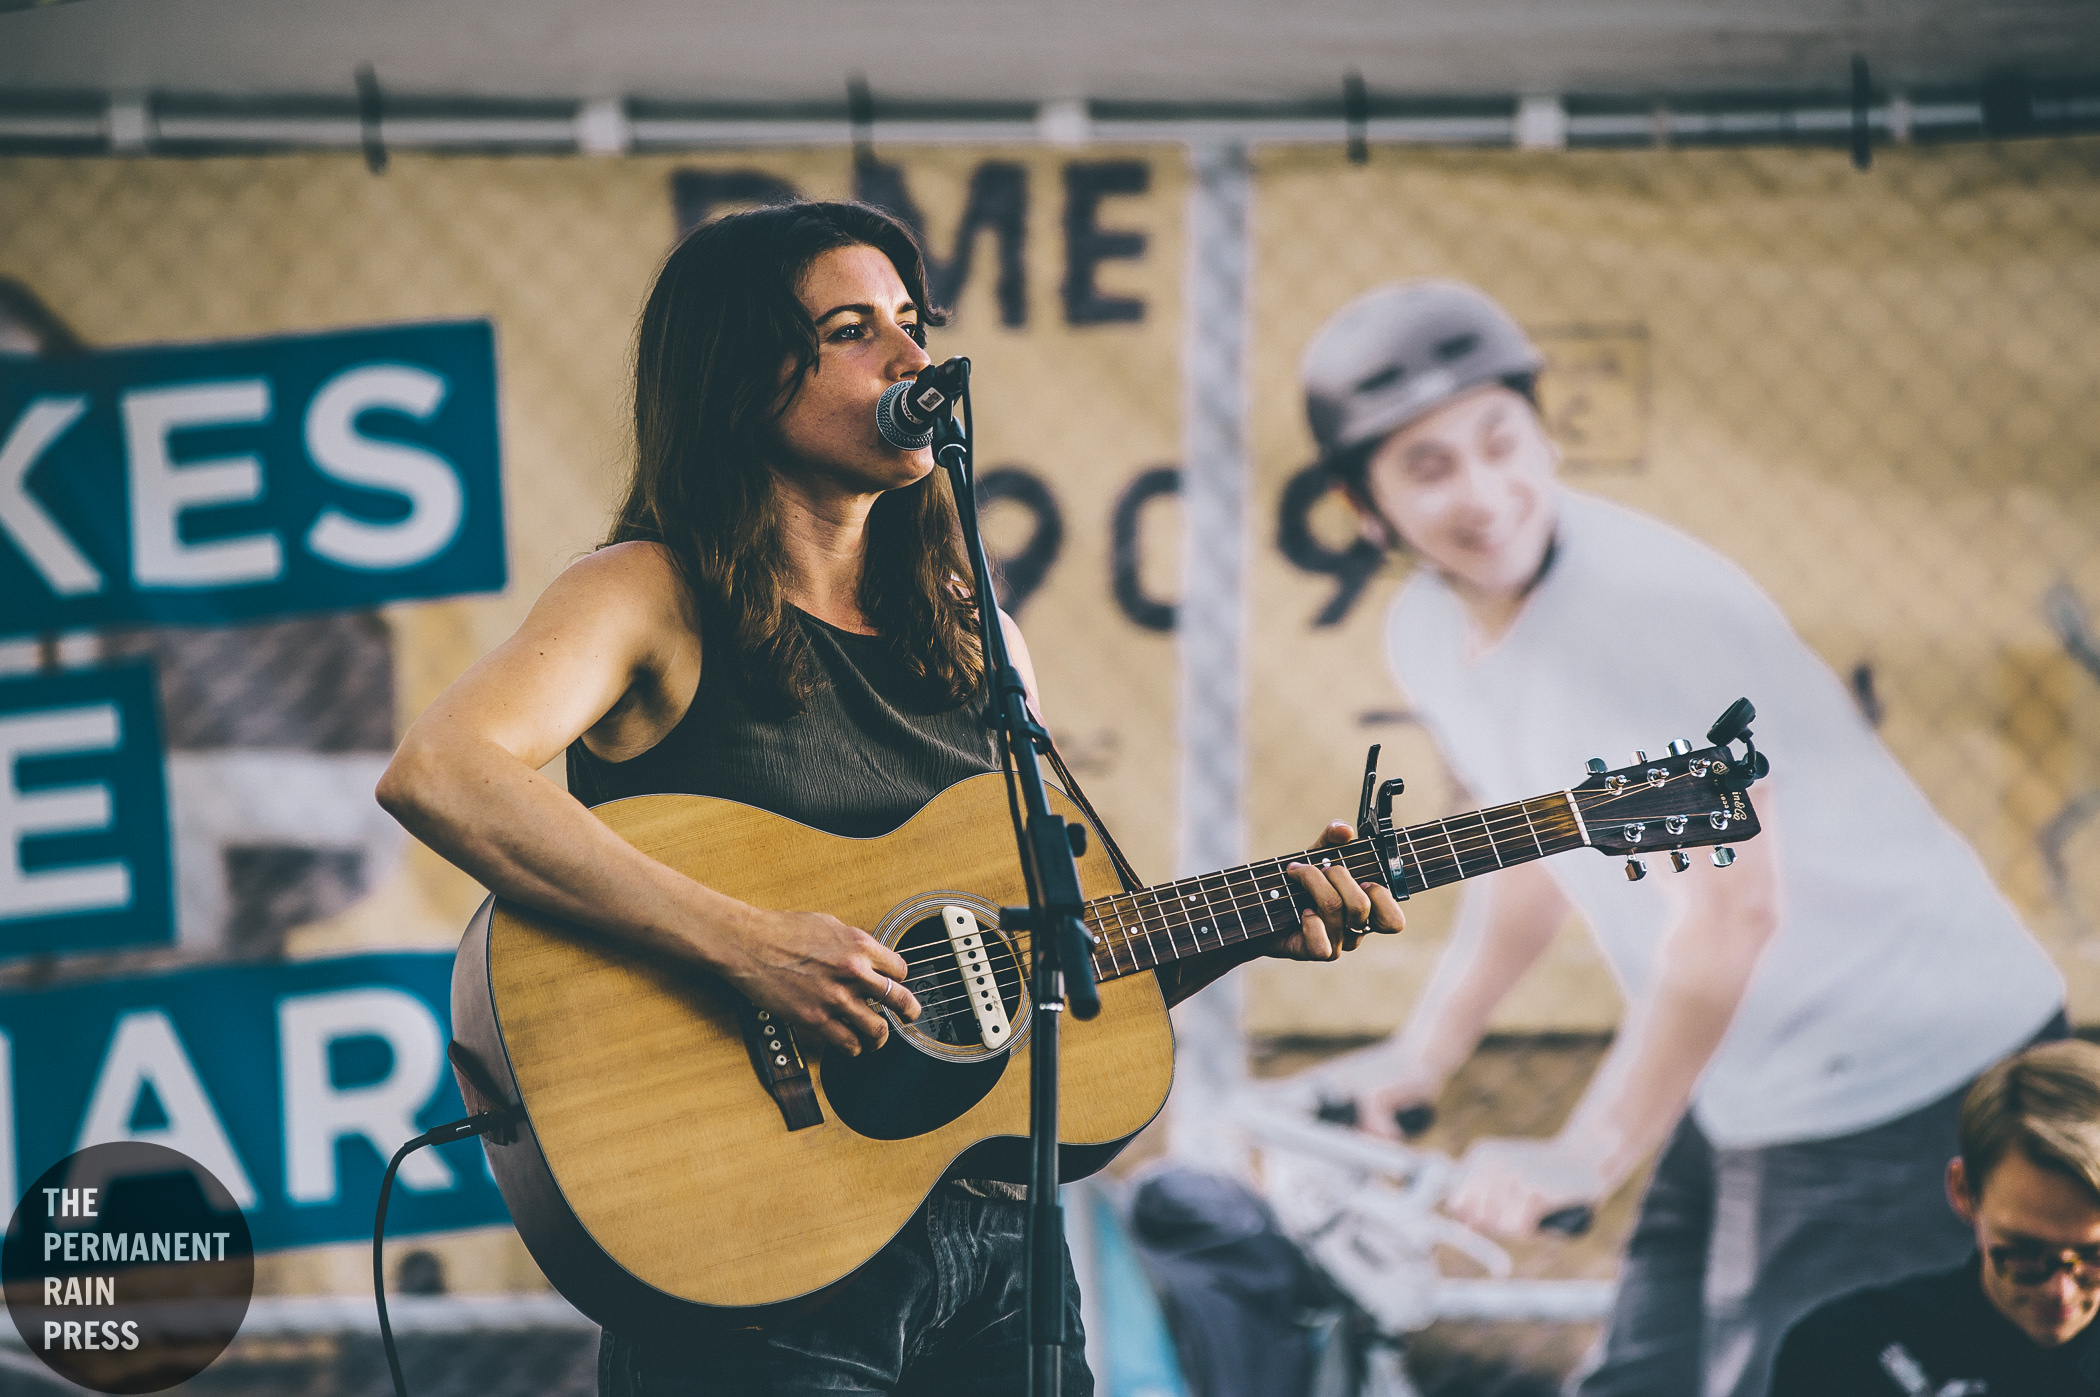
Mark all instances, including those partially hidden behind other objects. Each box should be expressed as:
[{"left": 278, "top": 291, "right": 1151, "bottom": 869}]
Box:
[{"left": 875, "top": 357, "right": 969, "bottom": 451}]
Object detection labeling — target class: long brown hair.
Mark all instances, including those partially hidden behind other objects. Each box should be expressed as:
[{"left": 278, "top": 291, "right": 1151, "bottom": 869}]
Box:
[{"left": 611, "top": 201, "right": 980, "bottom": 713}]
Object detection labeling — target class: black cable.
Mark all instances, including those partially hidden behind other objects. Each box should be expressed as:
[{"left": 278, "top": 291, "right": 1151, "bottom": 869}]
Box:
[{"left": 373, "top": 1113, "right": 504, "bottom": 1397}]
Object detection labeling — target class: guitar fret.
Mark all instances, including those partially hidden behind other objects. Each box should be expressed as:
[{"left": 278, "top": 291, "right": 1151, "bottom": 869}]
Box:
[
  {"left": 1436, "top": 818, "right": 1468, "bottom": 881},
  {"left": 1476, "top": 809, "right": 1505, "bottom": 868},
  {"left": 1226, "top": 865, "right": 1251, "bottom": 941},
  {"left": 1202, "top": 877, "right": 1228, "bottom": 949},
  {"left": 1265, "top": 861, "right": 1293, "bottom": 932},
  {"left": 1396, "top": 822, "right": 1427, "bottom": 893},
  {"left": 1153, "top": 887, "right": 1184, "bottom": 961},
  {"left": 1141, "top": 895, "right": 1163, "bottom": 961},
  {"left": 1097, "top": 895, "right": 1140, "bottom": 978},
  {"left": 1183, "top": 877, "right": 1214, "bottom": 954},
  {"left": 1253, "top": 859, "right": 1290, "bottom": 934},
  {"left": 1124, "top": 893, "right": 1152, "bottom": 968},
  {"left": 1116, "top": 891, "right": 1149, "bottom": 969},
  {"left": 1214, "top": 871, "right": 1243, "bottom": 945},
  {"left": 1518, "top": 798, "right": 1547, "bottom": 858},
  {"left": 1226, "top": 868, "right": 1255, "bottom": 946},
  {"left": 1099, "top": 903, "right": 1129, "bottom": 976},
  {"left": 1127, "top": 897, "right": 1152, "bottom": 968},
  {"left": 1191, "top": 879, "right": 1219, "bottom": 952},
  {"left": 1162, "top": 885, "right": 1190, "bottom": 959}
]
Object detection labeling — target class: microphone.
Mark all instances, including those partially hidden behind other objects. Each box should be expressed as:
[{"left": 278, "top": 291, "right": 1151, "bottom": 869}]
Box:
[{"left": 875, "top": 358, "right": 968, "bottom": 451}]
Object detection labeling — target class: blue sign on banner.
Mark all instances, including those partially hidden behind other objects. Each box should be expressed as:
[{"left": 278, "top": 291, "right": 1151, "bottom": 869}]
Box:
[
  {"left": 0, "top": 320, "right": 505, "bottom": 637},
  {"left": 0, "top": 664, "right": 174, "bottom": 959},
  {"left": 0, "top": 953, "right": 506, "bottom": 1251}
]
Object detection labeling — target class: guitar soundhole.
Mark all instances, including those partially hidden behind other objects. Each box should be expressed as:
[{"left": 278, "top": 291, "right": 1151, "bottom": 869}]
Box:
[
  {"left": 820, "top": 910, "right": 1024, "bottom": 1142},
  {"left": 895, "top": 913, "right": 1027, "bottom": 1057}
]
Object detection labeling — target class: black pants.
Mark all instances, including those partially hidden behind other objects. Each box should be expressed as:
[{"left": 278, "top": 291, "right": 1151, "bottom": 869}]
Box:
[{"left": 599, "top": 1186, "right": 1093, "bottom": 1396}]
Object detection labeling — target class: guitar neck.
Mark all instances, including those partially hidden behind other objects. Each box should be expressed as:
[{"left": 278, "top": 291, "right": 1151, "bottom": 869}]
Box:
[{"left": 1085, "top": 790, "right": 1589, "bottom": 981}]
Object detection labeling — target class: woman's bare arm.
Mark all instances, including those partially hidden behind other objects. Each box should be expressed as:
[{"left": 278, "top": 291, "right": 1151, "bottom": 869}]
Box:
[{"left": 376, "top": 543, "right": 917, "bottom": 1055}]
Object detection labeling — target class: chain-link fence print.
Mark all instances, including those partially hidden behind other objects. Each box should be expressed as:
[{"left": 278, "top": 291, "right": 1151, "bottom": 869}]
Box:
[{"left": 4, "top": 132, "right": 2099, "bottom": 1393}]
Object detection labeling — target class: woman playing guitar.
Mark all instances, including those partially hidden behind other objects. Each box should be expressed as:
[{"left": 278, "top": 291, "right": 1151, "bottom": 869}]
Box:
[{"left": 375, "top": 199, "right": 1405, "bottom": 1395}]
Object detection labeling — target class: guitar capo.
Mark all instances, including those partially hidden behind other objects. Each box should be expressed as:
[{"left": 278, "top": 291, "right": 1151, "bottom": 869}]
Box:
[{"left": 1357, "top": 745, "right": 1410, "bottom": 900}]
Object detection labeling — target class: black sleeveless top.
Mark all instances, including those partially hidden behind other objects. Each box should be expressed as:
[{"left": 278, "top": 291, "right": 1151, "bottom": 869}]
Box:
[{"left": 566, "top": 608, "right": 998, "bottom": 832}]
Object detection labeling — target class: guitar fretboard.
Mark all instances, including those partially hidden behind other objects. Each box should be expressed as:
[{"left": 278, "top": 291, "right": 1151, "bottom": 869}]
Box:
[{"left": 1085, "top": 791, "right": 1589, "bottom": 981}]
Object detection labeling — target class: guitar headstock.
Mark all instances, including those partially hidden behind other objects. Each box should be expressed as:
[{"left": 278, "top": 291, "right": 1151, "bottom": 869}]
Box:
[{"left": 1572, "top": 699, "right": 1770, "bottom": 878}]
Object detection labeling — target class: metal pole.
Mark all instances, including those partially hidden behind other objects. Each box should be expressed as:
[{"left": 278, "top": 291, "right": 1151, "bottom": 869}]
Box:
[{"left": 1169, "top": 140, "right": 1255, "bottom": 1164}]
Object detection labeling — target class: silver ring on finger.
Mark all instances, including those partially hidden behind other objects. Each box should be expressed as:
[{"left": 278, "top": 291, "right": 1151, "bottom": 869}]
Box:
[{"left": 881, "top": 976, "right": 895, "bottom": 1004}]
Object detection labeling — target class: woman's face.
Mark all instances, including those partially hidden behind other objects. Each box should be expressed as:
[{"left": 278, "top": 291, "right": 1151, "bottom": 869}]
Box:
[
  {"left": 1358, "top": 383, "right": 1560, "bottom": 603},
  {"left": 771, "top": 243, "right": 934, "bottom": 496}
]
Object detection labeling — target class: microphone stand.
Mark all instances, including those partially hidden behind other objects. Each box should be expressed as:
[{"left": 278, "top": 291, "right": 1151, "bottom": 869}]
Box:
[{"left": 932, "top": 362, "right": 1100, "bottom": 1397}]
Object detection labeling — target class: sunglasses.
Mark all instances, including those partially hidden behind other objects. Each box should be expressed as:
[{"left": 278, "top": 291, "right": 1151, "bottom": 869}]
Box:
[{"left": 1987, "top": 1242, "right": 2100, "bottom": 1288}]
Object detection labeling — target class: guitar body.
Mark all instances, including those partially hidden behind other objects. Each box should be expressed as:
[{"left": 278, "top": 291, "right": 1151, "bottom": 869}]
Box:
[{"left": 451, "top": 773, "right": 1172, "bottom": 1336}]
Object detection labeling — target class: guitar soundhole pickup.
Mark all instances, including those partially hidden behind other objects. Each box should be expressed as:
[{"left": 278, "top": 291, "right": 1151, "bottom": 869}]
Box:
[{"left": 880, "top": 893, "right": 1031, "bottom": 1063}]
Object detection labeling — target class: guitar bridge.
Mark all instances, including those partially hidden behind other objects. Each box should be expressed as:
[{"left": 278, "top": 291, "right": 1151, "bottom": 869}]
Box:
[
  {"left": 942, "top": 906, "right": 1013, "bottom": 1050},
  {"left": 737, "top": 999, "right": 823, "bottom": 1132}
]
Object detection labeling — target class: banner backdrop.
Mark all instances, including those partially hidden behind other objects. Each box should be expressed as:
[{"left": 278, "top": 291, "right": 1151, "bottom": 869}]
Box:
[
  {"left": 2, "top": 138, "right": 2099, "bottom": 1273},
  {"left": 0, "top": 952, "right": 500, "bottom": 1251},
  {"left": 0, "top": 662, "right": 172, "bottom": 957},
  {"left": 1, "top": 320, "right": 504, "bottom": 637}
]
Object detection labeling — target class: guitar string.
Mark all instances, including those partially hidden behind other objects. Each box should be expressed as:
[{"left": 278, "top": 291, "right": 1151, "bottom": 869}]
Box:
[
  {"left": 894, "top": 849, "right": 1389, "bottom": 1018},
  {"left": 893, "top": 775, "right": 1716, "bottom": 981},
  {"left": 890, "top": 777, "right": 1731, "bottom": 999},
  {"left": 890, "top": 777, "right": 1740, "bottom": 1015},
  {"left": 896, "top": 831, "right": 1500, "bottom": 1017},
  {"left": 893, "top": 829, "right": 1464, "bottom": 996}
]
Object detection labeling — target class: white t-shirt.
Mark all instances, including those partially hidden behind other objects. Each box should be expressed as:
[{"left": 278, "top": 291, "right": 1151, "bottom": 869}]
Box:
[{"left": 1386, "top": 488, "right": 2062, "bottom": 1149}]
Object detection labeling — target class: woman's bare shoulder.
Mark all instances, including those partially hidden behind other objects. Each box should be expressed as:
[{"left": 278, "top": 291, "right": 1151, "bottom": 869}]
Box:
[
  {"left": 566, "top": 538, "right": 685, "bottom": 587},
  {"left": 542, "top": 541, "right": 693, "bottom": 623}
]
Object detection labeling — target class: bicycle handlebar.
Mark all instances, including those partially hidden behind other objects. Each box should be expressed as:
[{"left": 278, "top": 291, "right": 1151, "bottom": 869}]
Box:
[{"left": 1289, "top": 1096, "right": 1593, "bottom": 1238}]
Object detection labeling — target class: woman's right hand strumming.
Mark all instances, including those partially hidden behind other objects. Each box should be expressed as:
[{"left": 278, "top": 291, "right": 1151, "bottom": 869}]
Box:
[{"left": 714, "top": 905, "right": 922, "bottom": 1057}]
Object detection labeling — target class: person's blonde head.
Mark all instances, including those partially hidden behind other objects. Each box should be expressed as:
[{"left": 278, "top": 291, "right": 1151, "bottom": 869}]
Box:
[{"left": 1960, "top": 1039, "right": 2100, "bottom": 1201}]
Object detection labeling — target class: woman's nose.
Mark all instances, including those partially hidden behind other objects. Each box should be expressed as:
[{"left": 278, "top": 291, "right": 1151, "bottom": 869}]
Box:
[{"left": 890, "top": 324, "right": 932, "bottom": 377}]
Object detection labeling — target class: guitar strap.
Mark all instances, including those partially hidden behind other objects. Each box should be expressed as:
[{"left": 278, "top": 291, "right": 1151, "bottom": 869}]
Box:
[{"left": 1043, "top": 740, "right": 1143, "bottom": 895}]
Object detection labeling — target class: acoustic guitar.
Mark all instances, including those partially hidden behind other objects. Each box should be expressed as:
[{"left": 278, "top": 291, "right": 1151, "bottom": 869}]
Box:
[{"left": 448, "top": 709, "right": 1766, "bottom": 1338}]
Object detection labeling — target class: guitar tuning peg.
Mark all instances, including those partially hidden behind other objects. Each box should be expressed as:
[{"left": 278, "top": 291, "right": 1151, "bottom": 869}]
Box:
[
  {"left": 1624, "top": 857, "right": 1648, "bottom": 882},
  {"left": 1670, "top": 850, "right": 1692, "bottom": 872},
  {"left": 1711, "top": 847, "right": 1737, "bottom": 868},
  {"left": 1667, "top": 738, "right": 1693, "bottom": 757},
  {"left": 1586, "top": 758, "right": 1607, "bottom": 775},
  {"left": 1633, "top": 750, "right": 1649, "bottom": 764}
]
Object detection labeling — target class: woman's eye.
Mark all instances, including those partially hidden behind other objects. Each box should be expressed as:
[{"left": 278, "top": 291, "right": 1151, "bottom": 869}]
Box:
[
  {"left": 829, "top": 324, "right": 865, "bottom": 342},
  {"left": 904, "top": 323, "right": 926, "bottom": 347}
]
